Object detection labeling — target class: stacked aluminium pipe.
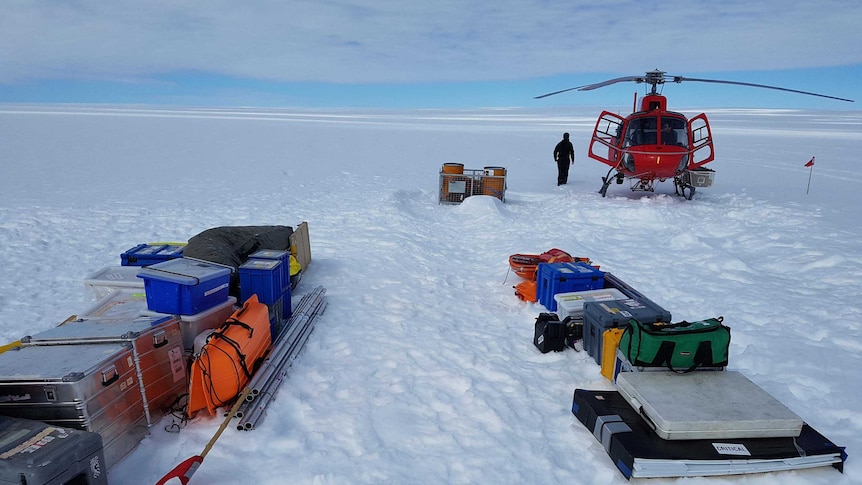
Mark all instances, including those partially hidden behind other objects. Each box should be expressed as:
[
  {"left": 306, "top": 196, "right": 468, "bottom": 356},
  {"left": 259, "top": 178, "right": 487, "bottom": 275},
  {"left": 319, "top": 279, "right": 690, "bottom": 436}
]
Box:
[{"left": 233, "top": 285, "right": 326, "bottom": 430}]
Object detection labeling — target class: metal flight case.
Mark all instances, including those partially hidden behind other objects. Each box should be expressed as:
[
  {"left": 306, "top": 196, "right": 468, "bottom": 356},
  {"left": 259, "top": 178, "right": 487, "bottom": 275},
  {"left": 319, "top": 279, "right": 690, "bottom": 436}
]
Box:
[
  {"left": 0, "top": 342, "right": 148, "bottom": 469},
  {"left": 19, "top": 315, "right": 188, "bottom": 429}
]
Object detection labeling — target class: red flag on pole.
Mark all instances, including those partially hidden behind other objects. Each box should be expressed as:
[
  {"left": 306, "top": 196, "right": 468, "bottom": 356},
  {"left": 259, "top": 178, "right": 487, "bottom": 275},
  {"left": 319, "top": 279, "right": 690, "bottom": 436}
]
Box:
[{"left": 804, "top": 157, "right": 815, "bottom": 167}]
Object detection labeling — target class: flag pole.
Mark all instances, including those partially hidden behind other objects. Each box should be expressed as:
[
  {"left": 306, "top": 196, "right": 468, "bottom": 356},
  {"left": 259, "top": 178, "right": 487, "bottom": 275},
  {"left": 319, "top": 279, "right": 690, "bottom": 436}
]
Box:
[{"left": 805, "top": 156, "right": 815, "bottom": 194}]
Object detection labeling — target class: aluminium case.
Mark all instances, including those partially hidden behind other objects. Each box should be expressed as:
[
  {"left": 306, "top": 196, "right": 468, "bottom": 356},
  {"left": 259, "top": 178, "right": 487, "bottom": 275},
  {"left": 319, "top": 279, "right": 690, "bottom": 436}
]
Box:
[
  {"left": 20, "top": 316, "right": 188, "bottom": 429},
  {"left": 0, "top": 343, "right": 148, "bottom": 469},
  {"left": 615, "top": 371, "right": 804, "bottom": 440}
]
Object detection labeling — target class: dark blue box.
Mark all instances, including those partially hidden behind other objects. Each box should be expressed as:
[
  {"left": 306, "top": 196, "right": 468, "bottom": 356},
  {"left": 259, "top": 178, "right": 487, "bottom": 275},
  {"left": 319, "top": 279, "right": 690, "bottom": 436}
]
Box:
[
  {"left": 249, "top": 250, "right": 293, "bottom": 319},
  {"left": 249, "top": 250, "right": 291, "bottom": 288},
  {"left": 537, "top": 262, "right": 605, "bottom": 312},
  {"left": 239, "top": 259, "right": 284, "bottom": 305},
  {"left": 121, "top": 243, "right": 185, "bottom": 266}
]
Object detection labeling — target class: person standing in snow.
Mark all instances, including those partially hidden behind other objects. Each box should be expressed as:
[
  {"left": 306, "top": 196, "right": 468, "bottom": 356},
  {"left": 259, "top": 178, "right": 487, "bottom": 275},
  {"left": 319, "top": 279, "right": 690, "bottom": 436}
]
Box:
[{"left": 553, "top": 132, "right": 575, "bottom": 186}]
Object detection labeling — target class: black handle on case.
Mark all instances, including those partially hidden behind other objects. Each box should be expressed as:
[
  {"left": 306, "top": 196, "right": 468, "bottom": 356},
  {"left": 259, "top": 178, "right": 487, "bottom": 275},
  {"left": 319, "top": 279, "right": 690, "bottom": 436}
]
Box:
[
  {"left": 152, "top": 330, "right": 168, "bottom": 348},
  {"left": 101, "top": 366, "right": 120, "bottom": 386}
]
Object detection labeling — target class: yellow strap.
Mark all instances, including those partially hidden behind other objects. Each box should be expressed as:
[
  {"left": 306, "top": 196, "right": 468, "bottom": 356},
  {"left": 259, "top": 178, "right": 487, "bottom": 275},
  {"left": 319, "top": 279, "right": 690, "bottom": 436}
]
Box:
[{"left": 0, "top": 340, "right": 21, "bottom": 355}]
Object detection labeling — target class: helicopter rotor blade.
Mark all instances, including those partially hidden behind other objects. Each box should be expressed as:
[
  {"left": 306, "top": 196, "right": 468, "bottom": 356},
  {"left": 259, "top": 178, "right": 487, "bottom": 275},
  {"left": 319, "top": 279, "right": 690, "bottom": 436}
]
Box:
[
  {"left": 533, "top": 85, "right": 588, "bottom": 99},
  {"left": 575, "top": 76, "right": 646, "bottom": 91},
  {"left": 535, "top": 70, "right": 854, "bottom": 102},
  {"left": 674, "top": 76, "right": 854, "bottom": 102},
  {"left": 534, "top": 76, "right": 644, "bottom": 99}
]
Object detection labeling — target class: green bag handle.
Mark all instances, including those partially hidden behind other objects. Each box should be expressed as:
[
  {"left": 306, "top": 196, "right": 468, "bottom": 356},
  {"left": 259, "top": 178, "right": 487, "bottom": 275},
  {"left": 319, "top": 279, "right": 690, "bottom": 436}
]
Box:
[
  {"left": 626, "top": 317, "right": 725, "bottom": 373},
  {"left": 644, "top": 316, "right": 724, "bottom": 332},
  {"left": 651, "top": 340, "right": 715, "bottom": 373}
]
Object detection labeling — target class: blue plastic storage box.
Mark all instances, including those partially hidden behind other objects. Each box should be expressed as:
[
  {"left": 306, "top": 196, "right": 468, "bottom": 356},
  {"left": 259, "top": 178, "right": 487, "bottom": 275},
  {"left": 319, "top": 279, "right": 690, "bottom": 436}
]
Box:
[
  {"left": 249, "top": 250, "right": 291, "bottom": 287},
  {"left": 239, "top": 259, "right": 284, "bottom": 305},
  {"left": 537, "top": 262, "right": 605, "bottom": 312},
  {"left": 248, "top": 249, "right": 293, "bottom": 319},
  {"left": 137, "top": 258, "right": 231, "bottom": 314},
  {"left": 121, "top": 243, "right": 185, "bottom": 266}
]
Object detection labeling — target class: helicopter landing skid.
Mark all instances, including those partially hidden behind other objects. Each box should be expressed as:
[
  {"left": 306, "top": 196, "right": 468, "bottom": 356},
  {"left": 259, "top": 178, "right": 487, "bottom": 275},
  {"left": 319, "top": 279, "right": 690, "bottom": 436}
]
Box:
[
  {"left": 673, "top": 176, "right": 696, "bottom": 200},
  {"left": 599, "top": 168, "right": 625, "bottom": 197}
]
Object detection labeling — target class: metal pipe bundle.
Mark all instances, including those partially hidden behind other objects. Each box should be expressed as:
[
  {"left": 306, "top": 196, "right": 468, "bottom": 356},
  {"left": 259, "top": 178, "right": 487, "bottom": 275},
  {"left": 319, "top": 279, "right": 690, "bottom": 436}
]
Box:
[
  {"left": 238, "top": 320, "right": 315, "bottom": 430},
  {"left": 246, "top": 287, "right": 326, "bottom": 399},
  {"left": 232, "top": 285, "right": 326, "bottom": 430}
]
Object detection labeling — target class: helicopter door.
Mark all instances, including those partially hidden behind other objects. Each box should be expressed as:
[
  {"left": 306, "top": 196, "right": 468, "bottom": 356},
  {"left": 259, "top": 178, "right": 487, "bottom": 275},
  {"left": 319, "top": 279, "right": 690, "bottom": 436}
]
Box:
[
  {"left": 588, "top": 111, "right": 626, "bottom": 166},
  {"left": 688, "top": 113, "right": 715, "bottom": 168}
]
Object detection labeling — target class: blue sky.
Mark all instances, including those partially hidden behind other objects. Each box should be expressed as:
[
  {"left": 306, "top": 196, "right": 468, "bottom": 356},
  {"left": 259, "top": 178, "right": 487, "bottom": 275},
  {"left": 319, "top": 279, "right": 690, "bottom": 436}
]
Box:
[{"left": 2, "top": 1, "right": 860, "bottom": 110}]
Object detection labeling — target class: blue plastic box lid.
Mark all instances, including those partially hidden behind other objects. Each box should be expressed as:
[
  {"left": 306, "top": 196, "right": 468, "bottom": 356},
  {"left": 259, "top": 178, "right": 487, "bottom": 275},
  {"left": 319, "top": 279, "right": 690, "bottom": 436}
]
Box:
[
  {"left": 239, "top": 259, "right": 282, "bottom": 271},
  {"left": 121, "top": 243, "right": 185, "bottom": 266},
  {"left": 539, "top": 261, "right": 605, "bottom": 279},
  {"left": 137, "top": 258, "right": 231, "bottom": 285},
  {"left": 249, "top": 249, "right": 290, "bottom": 260}
]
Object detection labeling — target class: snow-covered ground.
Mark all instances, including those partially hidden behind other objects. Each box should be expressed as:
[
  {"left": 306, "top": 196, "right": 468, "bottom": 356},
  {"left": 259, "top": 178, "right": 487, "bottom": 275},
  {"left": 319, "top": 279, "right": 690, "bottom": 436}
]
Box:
[{"left": 1, "top": 105, "right": 860, "bottom": 484}]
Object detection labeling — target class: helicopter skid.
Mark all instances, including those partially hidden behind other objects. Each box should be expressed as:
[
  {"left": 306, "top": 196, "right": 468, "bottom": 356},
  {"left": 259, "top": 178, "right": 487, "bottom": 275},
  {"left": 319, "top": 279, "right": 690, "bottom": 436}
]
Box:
[
  {"left": 599, "top": 171, "right": 703, "bottom": 200},
  {"left": 599, "top": 167, "right": 662, "bottom": 197},
  {"left": 673, "top": 176, "right": 696, "bottom": 200}
]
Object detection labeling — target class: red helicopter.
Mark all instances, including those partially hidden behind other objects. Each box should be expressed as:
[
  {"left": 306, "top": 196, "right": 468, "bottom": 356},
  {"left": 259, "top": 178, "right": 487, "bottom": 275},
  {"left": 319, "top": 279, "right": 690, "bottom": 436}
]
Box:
[{"left": 536, "top": 70, "right": 854, "bottom": 199}]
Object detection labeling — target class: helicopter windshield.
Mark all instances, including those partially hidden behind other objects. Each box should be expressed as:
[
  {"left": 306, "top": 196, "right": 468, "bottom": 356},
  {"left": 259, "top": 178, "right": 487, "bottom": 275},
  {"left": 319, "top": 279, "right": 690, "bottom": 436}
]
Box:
[
  {"left": 624, "top": 116, "right": 687, "bottom": 148},
  {"left": 624, "top": 117, "right": 656, "bottom": 146}
]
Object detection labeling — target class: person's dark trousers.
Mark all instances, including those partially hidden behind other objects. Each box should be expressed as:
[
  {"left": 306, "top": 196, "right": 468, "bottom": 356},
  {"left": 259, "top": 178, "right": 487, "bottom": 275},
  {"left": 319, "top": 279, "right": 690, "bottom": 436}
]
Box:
[{"left": 557, "top": 160, "right": 570, "bottom": 185}]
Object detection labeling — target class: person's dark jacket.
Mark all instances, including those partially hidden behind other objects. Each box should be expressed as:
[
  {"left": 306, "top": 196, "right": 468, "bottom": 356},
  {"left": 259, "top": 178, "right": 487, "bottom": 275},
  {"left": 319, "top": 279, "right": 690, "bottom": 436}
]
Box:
[{"left": 554, "top": 138, "right": 574, "bottom": 163}]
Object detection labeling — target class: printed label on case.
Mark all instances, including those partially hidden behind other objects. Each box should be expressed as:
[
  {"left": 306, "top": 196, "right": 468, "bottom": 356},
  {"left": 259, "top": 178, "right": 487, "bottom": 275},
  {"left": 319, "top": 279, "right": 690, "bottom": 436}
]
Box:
[
  {"left": 169, "top": 346, "right": 185, "bottom": 383},
  {"left": 204, "top": 283, "right": 229, "bottom": 297},
  {"left": 712, "top": 443, "right": 751, "bottom": 456}
]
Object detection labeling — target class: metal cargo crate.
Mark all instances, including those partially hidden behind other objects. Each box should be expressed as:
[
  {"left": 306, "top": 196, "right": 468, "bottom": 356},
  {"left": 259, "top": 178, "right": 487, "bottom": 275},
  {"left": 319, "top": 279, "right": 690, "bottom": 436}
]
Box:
[
  {"left": 0, "top": 342, "right": 148, "bottom": 468},
  {"left": 682, "top": 167, "right": 715, "bottom": 188},
  {"left": 20, "top": 315, "right": 188, "bottom": 429},
  {"left": 438, "top": 167, "right": 507, "bottom": 204}
]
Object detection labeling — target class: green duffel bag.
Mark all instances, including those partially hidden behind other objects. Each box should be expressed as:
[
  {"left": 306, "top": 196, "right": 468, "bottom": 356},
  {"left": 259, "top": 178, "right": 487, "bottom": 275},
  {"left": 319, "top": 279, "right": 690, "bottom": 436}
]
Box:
[{"left": 619, "top": 316, "right": 731, "bottom": 373}]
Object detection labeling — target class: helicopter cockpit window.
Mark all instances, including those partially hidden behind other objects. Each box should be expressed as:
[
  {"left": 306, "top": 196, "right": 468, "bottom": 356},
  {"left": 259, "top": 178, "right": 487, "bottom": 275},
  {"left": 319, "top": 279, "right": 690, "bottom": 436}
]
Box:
[
  {"left": 624, "top": 117, "right": 658, "bottom": 146},
  {"left": 661, "top": 117, "right": 687, "bottom": 147}
]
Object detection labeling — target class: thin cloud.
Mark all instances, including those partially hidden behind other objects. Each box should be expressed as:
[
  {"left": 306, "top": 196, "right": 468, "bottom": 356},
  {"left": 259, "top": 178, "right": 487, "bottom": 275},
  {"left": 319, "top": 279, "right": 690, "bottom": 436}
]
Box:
[{"left": 2, "top": 1, "right": 860, "bottom": 85}]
